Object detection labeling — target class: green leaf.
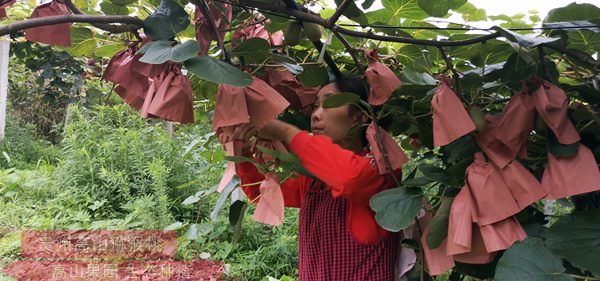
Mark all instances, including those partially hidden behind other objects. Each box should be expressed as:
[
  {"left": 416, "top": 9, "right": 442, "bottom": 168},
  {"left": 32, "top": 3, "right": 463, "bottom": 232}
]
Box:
[
  {"left": 454, "top": 2, "right": 486, "bottom": 22},
  {"left": 492, "top": 26, "right": 560, "bottom": 48},
  {"left": 370, "top": 187, "right": 423, "bottom": 232},
  {"left": 530, "top": 15, "right": 541, "bottom": 23},
  {"left": 447, "top": 36, "right": 513, "bottom": 67},
  {"left": 232, "top": 37, "right": 270, "bottom": 52},
  {"left": 334, "top": 0, "right": 368, "bottom": 25},
  {"left": 164, "top": 221, "right": 184, "bottom": 231},
  {"left": 546, "top": 209, "right": 600, "bottom": 276},
  {"left": 566, "top": 30, "right": 600, "bottom": 53},
  {"left": 264, "top": 14, "right": 290, "bottom": 33},
  {"left": 256, "top": 145, "right": 298, "bottom": 163},
  {"left": 231, "top": 38, "right": 272, "bottom": 64},
  {"left": 459, "top": 72, "right": 484, "bottom": 94},
  {"left": 94, "top": 43, "right": 126, "bottom": 58},
  {"left": 289, "top": 162, "right": 314, "bottom": 178},
  {"left": 362, "top": 0, "right": 376, "bottom": 10},
  {"left": 420, "top": 164, "right": 453, "bottom": 184},
  {"left": 138, "top": 40, "right": 172, "bottom": 63},
  {"left": 182, "top": 191, "right": 202, "bottom": 205},
  {"left": 401, "top": 176, "right": 434, "bottom": 187},
  {"left": 143, "top": 0, "right": 190, "bottom": 41},
  {"left": 544, "top": 3, "right": 600, "bottom": 23},
  {"left": 100, "top": 1, "right": 129, "bottom": 15},
  {"left": 417, "top": 0, "right": 466, "bottom": 18},
  {"left": 500, "top": 53, "right": 536, "bottom": 89},
  {"left": 170, "top": 40, "right": 200, "bottom": 62},
  {"left": 426, "top": 196, "right": 453, "bottom": 249},
  {"left": 109, "top": 0, "right": 136, "bottom": 5},
  {"left": 495, "top": 237, "right": 574, "bottom": 281},
  {"left": 440, "top": 134, "right": 476, "bottom": 163},
  {"left": 322, "top": 93, "right": 360, "bottom": 109},
  {"left": 572, "top": 85, "right": 600, "bottom": 107},
  {"left": 200, "top": 151, "right": 224, "bottom": 163},
  {"left": 224, "top": 156, "right": 256, "bottom": 163},
  {"left": 184, "top": 56, "right": 253, "bottom": 87},
  {"left": 445, "top": 157, "right": 473, "bottom": 183},
  {"left": 367, "top": 0, "right": 429, "bottom": 25},
  {"left": 69, "top": 27, "right": 97, "bottom": 57},
  {"left": 396, "top": 45, "right": 427, "bottom": 72},
  {"left": 400, "top": 68, "right": 437, "bottom": 85},
  {"left": 139, "top": 40, "right": 199, "bottom": 64},
  {"left": 229, "top": 200, "right": 247, "bottom": 243},
  {"left": 229, "top": 200, "right": 247, "bottom": 227},
  {"left": 297, "top": 65, "right": 329, "bottom": 87},
  {"left": 404, "top": 20, "right": 450, "bottom": 39},
  {"left": 547, "top": 130, "right": 580, "bottom": 157},
  {"left": 270, "top": 53, "right": 297, "bottom": 64},
  {"left": 74, "top": 0, "right": 91, "bottom": 10},
  {"left": 210, "top": 177, "right": 240, "bottom": 221},
  {"left": 184, "top": 223, "right": 199, "bottom": 240}
]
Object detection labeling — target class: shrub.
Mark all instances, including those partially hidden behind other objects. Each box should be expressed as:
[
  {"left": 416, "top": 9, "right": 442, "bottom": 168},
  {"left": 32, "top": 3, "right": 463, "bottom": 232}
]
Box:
[
  {"left": 0, "top": 117, "right": 60, "bottom": 169},
  {"left": 52, "top": 104, "right": 205, "bottom": 228}
]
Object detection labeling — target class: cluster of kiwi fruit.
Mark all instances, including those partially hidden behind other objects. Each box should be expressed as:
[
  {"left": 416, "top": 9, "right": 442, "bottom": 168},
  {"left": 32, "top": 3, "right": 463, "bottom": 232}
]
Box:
[{"left": 284, "top": 21, "right": 323, "bottom": 46}]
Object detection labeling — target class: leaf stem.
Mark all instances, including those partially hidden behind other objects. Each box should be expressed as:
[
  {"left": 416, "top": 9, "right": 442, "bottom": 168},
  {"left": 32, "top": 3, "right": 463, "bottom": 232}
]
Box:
[
  {"left": 326, "top": 0, "right": 352, "bottom": 27},
  {"left": 569, "top": 274, "right": 600, "bottom": 281},
  {"left": 331, "top": 29, "right": 363, "bottom": 70}
]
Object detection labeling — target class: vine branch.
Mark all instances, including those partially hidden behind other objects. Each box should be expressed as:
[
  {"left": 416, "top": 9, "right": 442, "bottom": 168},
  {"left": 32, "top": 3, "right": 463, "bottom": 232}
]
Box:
[
  {"left": 0, "top": 14, "right": 143, "bottom": 36},
  {"left": 196, "top": 0, "right": 231, "bottom": 63},
  {"left": 235, "top": 0, "right": 600, "bottom": 70},
  {"left": 63, "top": 0, "right": 140, "bottom": 34},
  {"left": 326, "top": 0, "right": 351, "bottom": 27},
  {"left": 544, "top": 42, "right": 600, "bottom": 70},
  {"left": 236, "top": 0, "right": 501, "bottom": 47},
  {"left": 1, "top": 0, "right": 598, "bottom": 74},
  {"left": 438, "top": 46, "right": 465, "bottom": 104},
  {"left": 220, "top": 17, "right": 267, "bottom": 32},
  {"left": 332, "top": 29, "right": 363, "bottom": 70},
  {"left": 537, "top": 46, "right": 551, "bottom": 81},
  {"left": 367, "top": 104, "right": 402, "bottom": 188}
]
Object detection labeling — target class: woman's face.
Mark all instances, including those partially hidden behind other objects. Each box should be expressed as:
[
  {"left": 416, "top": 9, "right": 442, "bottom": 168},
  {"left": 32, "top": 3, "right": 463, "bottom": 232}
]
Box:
[{"left": 311, "top": 82, "right": 362, "bottom": 145}]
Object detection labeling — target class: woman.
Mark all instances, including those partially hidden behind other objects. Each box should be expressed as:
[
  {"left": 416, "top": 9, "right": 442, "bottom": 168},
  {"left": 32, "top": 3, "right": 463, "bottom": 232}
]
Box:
[{"left": 220, "top": 76, "right": 402, "bottom": 280}]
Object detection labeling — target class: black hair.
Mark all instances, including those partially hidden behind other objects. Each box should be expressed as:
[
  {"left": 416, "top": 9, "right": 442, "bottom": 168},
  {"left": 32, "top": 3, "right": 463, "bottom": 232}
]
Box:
[
  {"left": 333, "top": 75, "right": 393, "bottom": 147},
  {"left": 336, "top": 75, "right": 369, "bottom": 103}
]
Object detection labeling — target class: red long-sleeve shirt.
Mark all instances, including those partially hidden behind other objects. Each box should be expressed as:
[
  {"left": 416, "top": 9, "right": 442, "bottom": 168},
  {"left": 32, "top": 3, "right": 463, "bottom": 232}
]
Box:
[{"left": 236, "top": 131, "right": 401, "bottom": 280}]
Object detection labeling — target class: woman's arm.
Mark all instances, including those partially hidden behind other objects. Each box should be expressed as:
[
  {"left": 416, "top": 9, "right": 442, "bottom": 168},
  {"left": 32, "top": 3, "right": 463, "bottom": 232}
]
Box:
[
  {"left": 290, "top": 131, "right": 396, "bottom": 203},
  {"left": 259, "top": 120, "right": 399, "bottom": 204}
]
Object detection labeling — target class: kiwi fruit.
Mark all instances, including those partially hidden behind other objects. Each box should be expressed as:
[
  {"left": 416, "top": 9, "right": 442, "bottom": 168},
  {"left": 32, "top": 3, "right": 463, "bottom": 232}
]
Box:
[
  {"left": 284, "top": 22, "right": 302, "bottom": 46},
  {"left": 302, "top": 22, "right": 323, "bottom": 41}
]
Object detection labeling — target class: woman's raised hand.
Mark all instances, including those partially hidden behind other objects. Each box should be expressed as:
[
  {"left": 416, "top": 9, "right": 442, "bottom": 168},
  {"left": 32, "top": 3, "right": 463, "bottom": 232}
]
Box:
[
  {"left": 258, "top": 120, "right": 301, "bottom": 145},
  {"left": 217, "top": 120, "right": 301, "bottom": 152},
  {"left": 217, "top": 124, "right": 257, "bottom": 154},
  {"left": 217, "top": 124, "right": 257, "bottom": 144}
]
